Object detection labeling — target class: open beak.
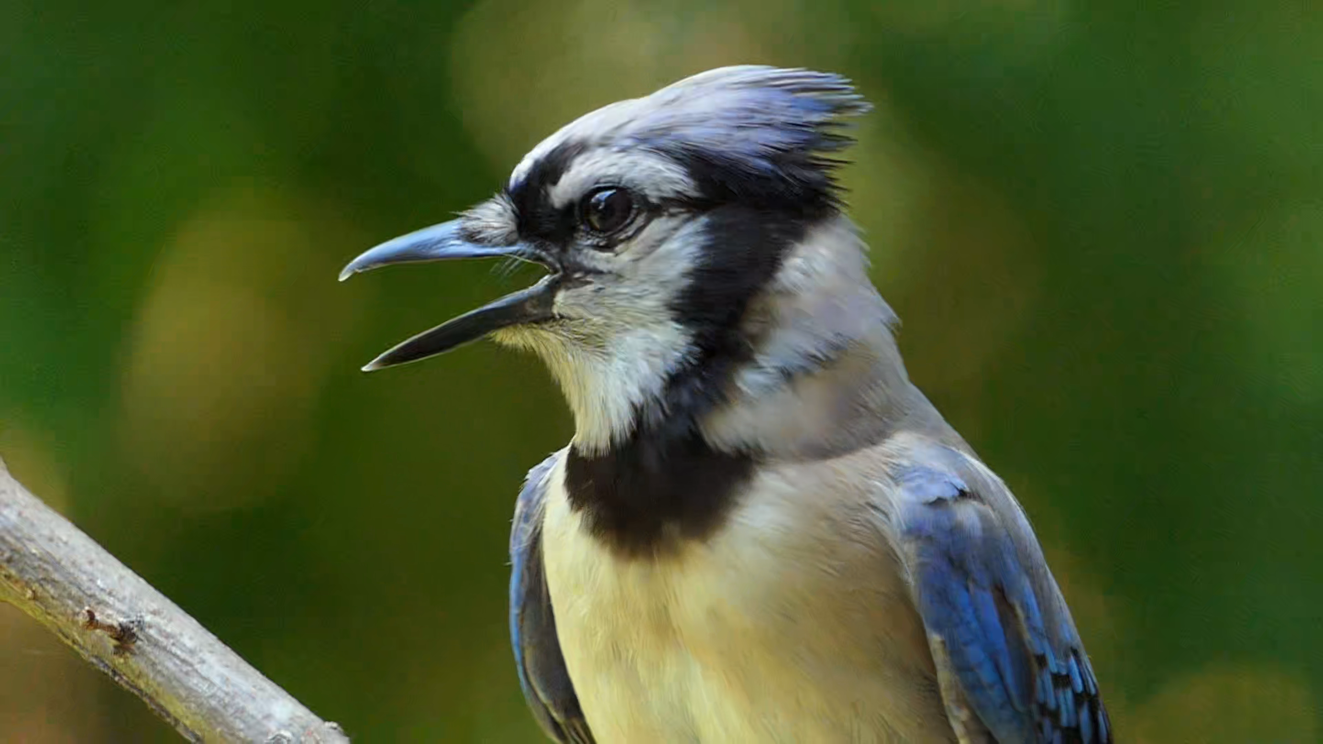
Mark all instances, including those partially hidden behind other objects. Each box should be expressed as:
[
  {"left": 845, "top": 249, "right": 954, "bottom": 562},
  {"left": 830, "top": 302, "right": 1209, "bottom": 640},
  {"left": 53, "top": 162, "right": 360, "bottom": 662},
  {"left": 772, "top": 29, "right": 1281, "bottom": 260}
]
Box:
[{"left": 339, "top": 219, "right": 559, "bottom": 371}]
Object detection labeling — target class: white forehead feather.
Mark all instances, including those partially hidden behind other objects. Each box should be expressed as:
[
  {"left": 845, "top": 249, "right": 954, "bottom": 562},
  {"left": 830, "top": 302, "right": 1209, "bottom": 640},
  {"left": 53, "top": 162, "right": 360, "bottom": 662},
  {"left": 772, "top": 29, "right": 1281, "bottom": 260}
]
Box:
[{"left": 547, "top": 150, "right": 694, "bottom": 209}]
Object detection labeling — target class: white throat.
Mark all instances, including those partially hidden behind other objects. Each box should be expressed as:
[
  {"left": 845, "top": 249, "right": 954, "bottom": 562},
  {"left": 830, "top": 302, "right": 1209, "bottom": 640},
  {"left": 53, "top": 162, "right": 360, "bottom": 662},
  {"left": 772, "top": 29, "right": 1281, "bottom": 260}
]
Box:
[{"left": 496, "top": 322, "right": 693, "bottom": 455}]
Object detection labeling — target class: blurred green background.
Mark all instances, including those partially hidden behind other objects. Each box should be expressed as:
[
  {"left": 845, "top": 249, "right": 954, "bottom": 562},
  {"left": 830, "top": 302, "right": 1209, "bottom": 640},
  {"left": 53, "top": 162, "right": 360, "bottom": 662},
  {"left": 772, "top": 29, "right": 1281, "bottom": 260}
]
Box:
[{"left": 2, "top": 0, "right": 1320, "bottom": 741}]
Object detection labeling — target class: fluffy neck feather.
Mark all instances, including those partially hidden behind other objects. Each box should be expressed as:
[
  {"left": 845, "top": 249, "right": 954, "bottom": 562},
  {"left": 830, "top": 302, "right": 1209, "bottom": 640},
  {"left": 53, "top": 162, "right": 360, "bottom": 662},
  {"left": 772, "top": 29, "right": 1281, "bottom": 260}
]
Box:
[{"left": 703, "top": 216, "right": 948, "bottom": 459}]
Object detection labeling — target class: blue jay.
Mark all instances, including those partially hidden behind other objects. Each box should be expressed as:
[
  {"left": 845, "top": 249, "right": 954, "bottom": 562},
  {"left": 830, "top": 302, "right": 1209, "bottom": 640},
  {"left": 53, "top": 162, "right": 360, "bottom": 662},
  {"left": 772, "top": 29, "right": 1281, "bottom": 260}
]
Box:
[{"left": 341, "top": 66, "right": 1110, "bottom": 743}]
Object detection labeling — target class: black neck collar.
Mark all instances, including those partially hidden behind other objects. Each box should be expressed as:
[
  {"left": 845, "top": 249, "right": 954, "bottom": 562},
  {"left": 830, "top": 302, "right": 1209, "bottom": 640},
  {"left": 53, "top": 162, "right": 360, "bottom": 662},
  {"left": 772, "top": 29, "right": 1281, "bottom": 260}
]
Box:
[{"left": 562, "top": 204, "right": 821, "bottom": 558}]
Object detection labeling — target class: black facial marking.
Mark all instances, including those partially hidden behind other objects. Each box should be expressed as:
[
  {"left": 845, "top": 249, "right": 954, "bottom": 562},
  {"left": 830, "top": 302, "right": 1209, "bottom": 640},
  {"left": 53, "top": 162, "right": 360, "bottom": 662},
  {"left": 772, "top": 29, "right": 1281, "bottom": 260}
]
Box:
[
  {"left": 666, "top": 144, "right": 847, "bottom": 218},
  {"left": 507, "top": 140, "right": 586, "bottom": 247},
  {"left": 672, "top": 206, "right": 817, "bottom": 367},
  {"left": 564, "top": 205, "right": 816, "bottom": 558}
]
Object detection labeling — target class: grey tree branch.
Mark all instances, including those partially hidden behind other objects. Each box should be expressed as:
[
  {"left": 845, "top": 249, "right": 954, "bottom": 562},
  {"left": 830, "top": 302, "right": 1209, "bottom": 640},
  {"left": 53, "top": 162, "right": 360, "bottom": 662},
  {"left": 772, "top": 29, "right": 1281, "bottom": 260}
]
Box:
[{"left": 0, "top": 455, "right": 350, "bottom": 743}]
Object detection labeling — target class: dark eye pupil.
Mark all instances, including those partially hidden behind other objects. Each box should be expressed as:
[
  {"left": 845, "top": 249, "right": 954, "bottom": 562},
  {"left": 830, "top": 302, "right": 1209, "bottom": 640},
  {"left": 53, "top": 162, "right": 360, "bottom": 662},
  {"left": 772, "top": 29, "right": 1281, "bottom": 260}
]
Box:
[{"left": 584, "top": 188, "right": 633, "bottom": 234}]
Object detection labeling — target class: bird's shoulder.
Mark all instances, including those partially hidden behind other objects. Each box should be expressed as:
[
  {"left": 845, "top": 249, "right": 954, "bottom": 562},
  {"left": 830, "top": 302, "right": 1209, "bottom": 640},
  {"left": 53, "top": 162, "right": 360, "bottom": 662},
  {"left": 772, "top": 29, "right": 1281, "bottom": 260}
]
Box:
[
  {"left": 867, "top": 434, "right": 1111, "bottom": 744},
  {"left": 511, "top": 451, "right": 562, "bottom": 554}
]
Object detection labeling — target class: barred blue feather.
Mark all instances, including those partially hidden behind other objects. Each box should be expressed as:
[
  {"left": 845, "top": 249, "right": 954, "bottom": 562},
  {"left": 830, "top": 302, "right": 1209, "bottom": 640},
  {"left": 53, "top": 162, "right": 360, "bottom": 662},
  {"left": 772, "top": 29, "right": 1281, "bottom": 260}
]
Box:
[{"left": 899, "top": 464, "right": 1111, "bottom": 744}]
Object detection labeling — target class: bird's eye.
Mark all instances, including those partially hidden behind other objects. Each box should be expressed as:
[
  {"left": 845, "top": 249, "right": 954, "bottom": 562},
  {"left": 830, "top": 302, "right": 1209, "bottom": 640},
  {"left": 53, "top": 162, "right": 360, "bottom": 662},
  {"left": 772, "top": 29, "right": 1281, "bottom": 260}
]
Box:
[{"left": 581, "top": 187, "right": 636, "bottom": 236}]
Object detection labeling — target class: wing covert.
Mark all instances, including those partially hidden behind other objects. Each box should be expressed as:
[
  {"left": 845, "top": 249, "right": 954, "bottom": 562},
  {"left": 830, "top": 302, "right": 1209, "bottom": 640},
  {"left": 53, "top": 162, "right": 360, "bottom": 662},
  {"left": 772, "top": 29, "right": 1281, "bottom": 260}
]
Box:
[
  {"left": 896, "top": 458, "right": 1111, "bottom": 744},
  {"left": 510, "top": 453, "right": 594, "bottom": 744}
]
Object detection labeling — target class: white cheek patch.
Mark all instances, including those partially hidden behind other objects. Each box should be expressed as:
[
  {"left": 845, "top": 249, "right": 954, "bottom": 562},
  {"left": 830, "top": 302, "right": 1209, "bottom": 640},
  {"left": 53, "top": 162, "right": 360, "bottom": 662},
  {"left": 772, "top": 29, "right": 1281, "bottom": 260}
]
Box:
[
  {"left": 568, "top": 325, "right": 693, "bottom": 454},
  {"left": 503, "top": 322, "right": 693, "bottom": 455},
  {"left": 499, "top": 216, "right": 710, "bottom": 453},
  {"left": 564, "top": 211, "right": 697, "bottom": 286}
]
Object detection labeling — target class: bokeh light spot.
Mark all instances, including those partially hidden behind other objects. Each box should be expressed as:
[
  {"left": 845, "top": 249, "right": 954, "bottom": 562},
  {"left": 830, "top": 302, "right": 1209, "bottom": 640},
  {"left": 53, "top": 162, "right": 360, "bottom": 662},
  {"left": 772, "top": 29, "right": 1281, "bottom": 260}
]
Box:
[
  {"left": 118, "top": 185, "right": 368, "bottom": 512},
  {"left": 1130, "top": 664, "right": 1317, "bottom": 744}
]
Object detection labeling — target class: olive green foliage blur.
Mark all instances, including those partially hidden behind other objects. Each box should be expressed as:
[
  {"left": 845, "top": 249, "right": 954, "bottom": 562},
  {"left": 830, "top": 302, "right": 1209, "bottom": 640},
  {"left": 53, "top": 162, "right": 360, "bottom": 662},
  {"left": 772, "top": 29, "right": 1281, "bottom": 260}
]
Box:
[{"left": 2, "top": 0, "right": 1320, "bottom": 741}]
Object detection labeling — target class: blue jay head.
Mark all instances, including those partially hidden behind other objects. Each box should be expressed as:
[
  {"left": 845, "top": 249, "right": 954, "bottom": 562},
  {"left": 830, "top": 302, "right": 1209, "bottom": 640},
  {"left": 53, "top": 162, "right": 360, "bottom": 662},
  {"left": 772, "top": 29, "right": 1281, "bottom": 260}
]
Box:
[{"left": 342, "top": 66, "right": 870, "bottom": 446}]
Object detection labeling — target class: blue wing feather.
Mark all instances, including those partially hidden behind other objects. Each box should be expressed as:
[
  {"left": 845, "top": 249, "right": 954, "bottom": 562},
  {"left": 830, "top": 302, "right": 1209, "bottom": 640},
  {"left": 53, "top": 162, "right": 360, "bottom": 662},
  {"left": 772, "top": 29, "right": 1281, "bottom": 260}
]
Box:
[
  {"left": 510, "top": 454, "right": 595, "bottom": 744},
  {"left": 898, "top": 462, "right": 1111, "bottom": 744}
]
